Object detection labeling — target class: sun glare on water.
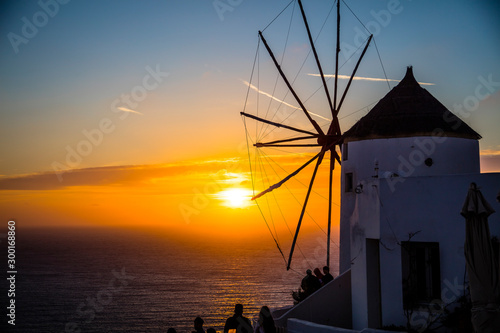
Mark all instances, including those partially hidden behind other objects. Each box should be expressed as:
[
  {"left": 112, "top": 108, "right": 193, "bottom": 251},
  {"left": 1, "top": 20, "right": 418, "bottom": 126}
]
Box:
[{"left": 215, "top": 188, "right": 254, "bottom": 208}]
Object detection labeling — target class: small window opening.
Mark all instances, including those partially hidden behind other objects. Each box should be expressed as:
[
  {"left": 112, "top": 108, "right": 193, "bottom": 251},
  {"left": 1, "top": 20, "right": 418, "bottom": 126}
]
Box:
[
  {"left": 343, "top": 143, "right": 348, "bottom": 161},
  {"left": 345, "top": 173, "right": 353, "bottom": 192},
  {"left": 401, "top": 241, "right": 441, "bottom": 308}
]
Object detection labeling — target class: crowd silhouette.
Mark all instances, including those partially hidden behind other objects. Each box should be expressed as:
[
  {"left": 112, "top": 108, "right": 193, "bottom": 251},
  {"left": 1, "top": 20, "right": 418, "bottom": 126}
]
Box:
[
  {"left": 292, "top": 267, "right": 335, "bottom": 303},
  {"left": 167, "top": 303, "right": 276, "bottom": 333},
  {"left": 168, "top": 267, "right": 335, "bottom": 332}
]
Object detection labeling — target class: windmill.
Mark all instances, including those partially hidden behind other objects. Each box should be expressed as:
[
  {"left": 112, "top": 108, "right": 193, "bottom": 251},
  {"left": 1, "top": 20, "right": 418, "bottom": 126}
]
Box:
[{"left": 241, "top": 0, "right": 373, "bottom": 271}]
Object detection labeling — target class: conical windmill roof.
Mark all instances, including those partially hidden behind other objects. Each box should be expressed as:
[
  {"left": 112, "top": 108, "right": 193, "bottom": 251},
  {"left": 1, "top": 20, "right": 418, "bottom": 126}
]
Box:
[{"left": 343, "top": 67, "right": 481, "bottom": 142}]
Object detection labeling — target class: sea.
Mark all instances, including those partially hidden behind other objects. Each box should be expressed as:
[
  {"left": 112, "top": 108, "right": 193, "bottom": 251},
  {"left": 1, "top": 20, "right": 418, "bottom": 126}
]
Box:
[{"left": 4, "top": 227, "right": 338, "bottom": 333}]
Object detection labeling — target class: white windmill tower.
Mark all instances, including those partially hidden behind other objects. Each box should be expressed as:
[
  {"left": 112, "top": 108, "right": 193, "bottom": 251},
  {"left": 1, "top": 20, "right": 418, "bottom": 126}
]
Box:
[
  {"left": 338, "top": 66, "right": 500, "bottom": 330},
  {"left": 339, "top": 66, "right": 482, "bottom": 274}
]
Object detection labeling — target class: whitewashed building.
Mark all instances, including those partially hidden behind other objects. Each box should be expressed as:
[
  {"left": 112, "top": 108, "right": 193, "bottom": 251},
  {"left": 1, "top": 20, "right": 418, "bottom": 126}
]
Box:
[{"left": 275, "top": 67, "right": 500, "bottom": 332}]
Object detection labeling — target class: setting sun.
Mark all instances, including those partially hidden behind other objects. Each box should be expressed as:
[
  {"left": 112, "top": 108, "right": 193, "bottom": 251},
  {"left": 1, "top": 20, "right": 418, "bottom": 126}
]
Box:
[{"left": 215, "top": 188, "right": 254, "bottom": 208}]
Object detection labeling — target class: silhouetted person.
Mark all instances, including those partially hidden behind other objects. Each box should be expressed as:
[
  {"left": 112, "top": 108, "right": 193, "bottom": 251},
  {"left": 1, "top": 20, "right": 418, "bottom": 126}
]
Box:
[
  {"left": 313, "top": 267, "right": 324, "bottom": 283},
  {"left": 193, "top": 316, "right": 205, "bottom": 333},
  {"left": 301, "top": 269, "right": 321, "bottom": 297},
  {"left": 321, "top": 266, "right": 334, "bottom": 285},
  {"left": 224, "top": 303, "right": 253, "bottom": 333},
  {"left": 207, "top": 328, "right": 216, "bottom": 333},
  {"left": 254, "top": 306, "right": 276, "bottom": 333},
  {"left": 167, "top": 328, "right": 177, "bottom": 333}
]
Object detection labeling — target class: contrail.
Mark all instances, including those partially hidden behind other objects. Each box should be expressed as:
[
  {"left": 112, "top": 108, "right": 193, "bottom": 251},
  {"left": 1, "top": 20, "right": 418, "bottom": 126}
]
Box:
[
  {"left": 240, "top": 79, "right": 331, "bottom": 122},
  {"left": 480, "top": 149, "right": 500, "bottom": 156},
  {"left": 117, "top": 107, "right": 143, "bottom": 115},
  {"left": 308, "top": 73, "right": 435, "bottom": 86}
]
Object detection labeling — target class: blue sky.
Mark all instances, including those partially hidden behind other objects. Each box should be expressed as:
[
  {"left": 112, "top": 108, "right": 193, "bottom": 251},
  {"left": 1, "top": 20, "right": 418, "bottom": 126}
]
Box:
[{"left": 1, "top": 0, "right": 499, "bottom": 176}]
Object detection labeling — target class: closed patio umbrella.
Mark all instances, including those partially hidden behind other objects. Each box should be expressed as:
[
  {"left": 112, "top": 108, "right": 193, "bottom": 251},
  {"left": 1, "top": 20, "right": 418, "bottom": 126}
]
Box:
[{"left": 461, "top": 182, "right": 500, "bottom": 333}]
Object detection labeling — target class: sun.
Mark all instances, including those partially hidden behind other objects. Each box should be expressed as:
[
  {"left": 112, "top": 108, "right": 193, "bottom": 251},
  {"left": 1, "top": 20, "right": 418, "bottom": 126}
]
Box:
[{"left": 215, "top": 188, "right": 254, "bottom": 208}]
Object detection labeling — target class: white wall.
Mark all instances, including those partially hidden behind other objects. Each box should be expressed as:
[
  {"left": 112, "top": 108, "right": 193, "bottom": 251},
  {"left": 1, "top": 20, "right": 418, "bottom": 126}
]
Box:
[
  {"left": 340, "top": 136, "right": 479, "bottom": 276},
  {"left": 346, "top": 172, "right": 500, "bottom": 329},
  {"left": 349, "top": 184, "right": 381, "bottom": 330},
  {"left": 340, "top": 133, "right": 500, "bottom": 330},
  {"left": 376, "top": 173, "right": 500, "bottom": 328},
  {"left": 343, "top": 137, "right": 480, "bottom": 182}
]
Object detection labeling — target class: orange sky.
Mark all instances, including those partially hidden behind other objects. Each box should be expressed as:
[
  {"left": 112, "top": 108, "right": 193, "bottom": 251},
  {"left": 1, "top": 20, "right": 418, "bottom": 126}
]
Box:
[
  {"left": 0, "top": 153, "right": 343, "bottom": 247},
  {"left": 1, "top": 147, "right": 498, "bottom": 237},
  {"left": 1, "top": 1, "right": 499, "bottom": 256}
]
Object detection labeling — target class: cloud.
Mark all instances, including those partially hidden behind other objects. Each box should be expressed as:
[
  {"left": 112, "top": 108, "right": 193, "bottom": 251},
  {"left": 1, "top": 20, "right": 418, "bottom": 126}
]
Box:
[
  {"left": 240, "top": 79, "right": 331, "bottom": 122},
  {"left": 0, "top": 158, "right": 248, "bottom": 191},
  {"left": 480, "top": 148, "right": 500, "bottom": 156},
  {"left": 117, "top": 107, "right": 143, "bottom": 115},
  {"left": 308, "top": 73, "right": 435, "bottom": 86},
  {"left": 212, "top": 170, "right": 249, "bottom": 184},
  {"left": 0, "top": 165, "right": 151, "bottom": 190},
  {"left": 0, "top": 153, "right": 321, "bottom": 191},
  {"left": 478, "top": 148, "right": 500, "bottom": 172}
]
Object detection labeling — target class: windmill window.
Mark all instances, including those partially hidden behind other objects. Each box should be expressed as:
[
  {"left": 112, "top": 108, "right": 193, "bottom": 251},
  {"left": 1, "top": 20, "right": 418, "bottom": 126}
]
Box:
[
  {"left": 343, "top": 143, "right": 348, "bottom": 161},
  {"left": 401, "top": 241, "right": 441, "bottom": 308},
  {"left": 345, "top": 173, "right": 353, "bottom": 192}
]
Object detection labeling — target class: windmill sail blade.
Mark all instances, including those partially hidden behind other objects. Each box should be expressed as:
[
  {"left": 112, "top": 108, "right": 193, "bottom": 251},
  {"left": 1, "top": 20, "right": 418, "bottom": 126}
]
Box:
[
  {"left": 258, "top": 31, "right": 325, "bottom": 136},
  {"left": 336, "top": 34, "right": 373, "bottom": 115},
  {"left": 326, "top": 0, "right": 342, "bottom": 137},
  {"left": 327, "top": 149, "right": 335, "bottom": 268},
  {"left": 287, "top": 150, "right": 325, "bottom": 270},
  {"left": 333, "top": 0, "right": 340, "bottom": 112},
  {"left": 251, "top": 151, "right": 322, "bottom": 200},
  {"left": 333, "top": 149, "right": 341, "bottom": 165},
  {"left": 241, "top": 112, "right": 318, "bottom": 136},
  {"left": 256, "top": 144, "right": 321, "bottom": 148},
  {"left": 298, "top": 0, "right": 335, "bottom": 117},
  {"left": 255, "top": 135, "right": 317, "bottom": 146}
]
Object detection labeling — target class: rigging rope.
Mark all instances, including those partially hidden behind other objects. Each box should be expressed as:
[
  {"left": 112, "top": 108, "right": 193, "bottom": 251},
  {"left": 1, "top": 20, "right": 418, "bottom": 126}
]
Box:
[
  {"left": 341, "top": 0, "right": 391, "bottom": 90},
  {"left": 258, "top": 149, "right": 317, "bottom": 268},
  {"left": 257, "top": 148, "right": 282, "bottom": 246},
  {"left": 259, "top": 150, "right": 341, "bottom": 250},
  {"left": 242, "top": 41, "right": 260, "bottom": 115},
  {"left": 301, "top": 37, "right": 364, "bottom": 110},
  {"left": 341, "top": 0, "right": 368, "bottom": 32},
  {"left": 373, "top": 38, "right": 391, "bottom": 90},
  {"left": 259, "top": 0, "right": 297, "bottom": 141},
  {"left": 245, "top": 117, "right": 320, "bottom": 268},
  {"left": 243, "top": 116, "right": 287, "bottom": 265},
  {"left": 261, "top": 0, "right": 295, "bottom": 33},
  {"left": 258, "top": 1, "right": 334, "bottom": 143},
  {"left": 339, "top": 100, "right": 377, "bottom": 120}
]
